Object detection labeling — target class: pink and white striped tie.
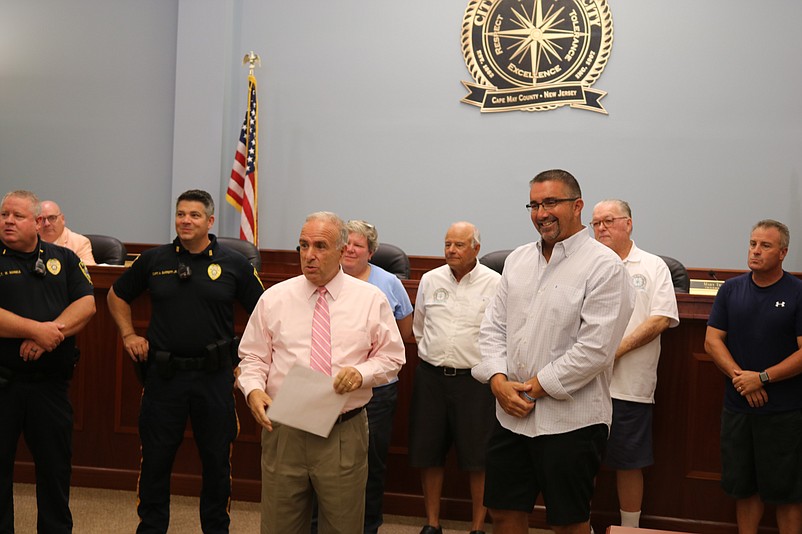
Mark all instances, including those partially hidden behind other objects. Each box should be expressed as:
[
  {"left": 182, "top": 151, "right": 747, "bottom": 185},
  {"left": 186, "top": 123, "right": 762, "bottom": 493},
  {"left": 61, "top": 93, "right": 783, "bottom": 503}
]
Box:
[{"left": 310, "top": 287, "right": 332, "bottom": 375}]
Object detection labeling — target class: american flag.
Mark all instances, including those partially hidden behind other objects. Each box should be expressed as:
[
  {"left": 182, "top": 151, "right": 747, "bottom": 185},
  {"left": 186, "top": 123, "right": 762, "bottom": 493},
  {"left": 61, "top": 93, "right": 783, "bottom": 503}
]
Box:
[{"left": 226, "top": 74, "right": 258, "bottom": 246}]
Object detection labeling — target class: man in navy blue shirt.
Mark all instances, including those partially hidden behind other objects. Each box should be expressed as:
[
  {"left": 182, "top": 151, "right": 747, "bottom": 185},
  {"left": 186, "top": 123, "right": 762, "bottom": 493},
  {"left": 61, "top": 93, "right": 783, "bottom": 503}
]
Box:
[
  {"left": 108, "top": 189, "right": 263, "bottom": 534},
  {"left": 705, "top": 219, "right": 802, "bottom": 534}
]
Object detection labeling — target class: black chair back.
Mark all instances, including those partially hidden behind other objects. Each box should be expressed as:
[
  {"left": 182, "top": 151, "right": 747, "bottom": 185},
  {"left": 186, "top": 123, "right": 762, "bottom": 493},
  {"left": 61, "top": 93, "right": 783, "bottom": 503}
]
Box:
[
  {"left": 371, "top": 243, "right": 410, "bottom": 279},
  {"left": 479, "top": 249, "right": 513, "bottom": 275},
  {"left": 659, "top": 255, "right": 690, "bottom": 293},
  {"left": 85, "top": 234, "right": 127, "bottom": 266},
  {"left": 217, "top": 236, "right": 261, "bottom": 271}
]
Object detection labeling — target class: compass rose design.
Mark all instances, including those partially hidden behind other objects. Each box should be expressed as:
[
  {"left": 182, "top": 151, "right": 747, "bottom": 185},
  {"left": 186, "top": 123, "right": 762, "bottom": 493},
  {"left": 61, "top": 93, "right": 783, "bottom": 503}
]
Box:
[
  {"left": 461, "top": 0, "right": 613, "bottom": 113},
  {"left": 487, "top": 1, "right": 589, "bottom": 86}
]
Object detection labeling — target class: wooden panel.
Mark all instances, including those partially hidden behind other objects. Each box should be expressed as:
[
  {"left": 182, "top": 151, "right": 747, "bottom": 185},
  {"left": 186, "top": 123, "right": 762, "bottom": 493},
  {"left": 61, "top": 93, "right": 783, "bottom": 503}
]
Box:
[{"left": 13, "top": 259, "right": 791, "bottom": 533}]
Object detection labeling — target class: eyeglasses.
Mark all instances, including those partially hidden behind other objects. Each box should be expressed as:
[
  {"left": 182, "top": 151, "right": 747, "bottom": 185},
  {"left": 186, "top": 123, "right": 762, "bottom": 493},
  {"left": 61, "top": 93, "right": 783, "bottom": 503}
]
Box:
[
  {"left": 43, "top": 214, "right": 62, "bottom": 224},
  {"left": 590, "top": 216, "right": 629, "bottom": 229},
  {"left": 525, "top": 198, "right": 578, "bottom": 212}
]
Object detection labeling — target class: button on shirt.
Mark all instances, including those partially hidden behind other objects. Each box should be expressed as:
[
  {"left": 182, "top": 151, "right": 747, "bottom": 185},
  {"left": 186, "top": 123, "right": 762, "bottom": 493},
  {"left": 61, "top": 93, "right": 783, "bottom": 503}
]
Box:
[
  {"left": 237, "top": 270, "right": 406, "bottom": 413},
  {"left": 413, "top": 262, "right": 500, "bottom": 369},
  {"left": 473, "top": 230, "right": 635, "bottom": 438}
]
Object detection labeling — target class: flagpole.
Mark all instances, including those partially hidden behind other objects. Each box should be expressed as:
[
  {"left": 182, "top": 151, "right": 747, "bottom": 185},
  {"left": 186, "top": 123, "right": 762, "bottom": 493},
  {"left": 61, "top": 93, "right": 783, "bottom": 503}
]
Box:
[
  {"left": 243, "top": 51, "right": 261, "bottom": 75},
  {"left": 243, "top": 51, "right": 260, "bottom": 248},
  {"left": 226, "top": 51, "right": 261, "bottom": 247}
]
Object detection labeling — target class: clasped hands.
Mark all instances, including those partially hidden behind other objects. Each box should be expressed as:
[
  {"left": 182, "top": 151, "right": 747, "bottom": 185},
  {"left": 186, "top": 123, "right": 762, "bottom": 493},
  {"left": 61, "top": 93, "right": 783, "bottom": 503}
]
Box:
[
  {"left": 490, "top": 373, "right": 538, "bottom": 418},
  {"left": 731, "top": 369, "right": 768, "bottom": 408},
  {"left": 20, "top": 320, "right": 67, "bottom": 361}
]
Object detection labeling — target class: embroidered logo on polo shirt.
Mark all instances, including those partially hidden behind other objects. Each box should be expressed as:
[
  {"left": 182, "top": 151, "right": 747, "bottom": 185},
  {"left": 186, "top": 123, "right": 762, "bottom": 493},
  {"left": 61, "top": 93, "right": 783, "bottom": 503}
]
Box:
[
  {"left": 776, "top": 301, "right": 786, "bottom": 308},
  {"left": 46, "top": 258, "right": 62, "bottom": 276},
  {"left": 433, "top": 288, "right": 450, "bottom": 303},
  {"left": 207, "top": 263, "right": 222, "bottom": 280},
  {"left": 632, "top": 274, "right": 647, "bottom": 290}
]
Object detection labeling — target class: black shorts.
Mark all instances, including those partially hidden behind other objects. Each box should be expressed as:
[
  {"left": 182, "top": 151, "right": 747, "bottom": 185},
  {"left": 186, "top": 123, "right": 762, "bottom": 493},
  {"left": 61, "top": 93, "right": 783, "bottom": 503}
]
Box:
[
  {"left": 604, "top": 399, "right": 654, "bottom": 470},
  {"left": 720, "top": 409, "right": 802, "bottom": 504},
  {"left": 483, "top": 422, "right": 607, "bottom": 526},
  {"left": 408, "top": 362, "right": 496, "bottom": 471}
]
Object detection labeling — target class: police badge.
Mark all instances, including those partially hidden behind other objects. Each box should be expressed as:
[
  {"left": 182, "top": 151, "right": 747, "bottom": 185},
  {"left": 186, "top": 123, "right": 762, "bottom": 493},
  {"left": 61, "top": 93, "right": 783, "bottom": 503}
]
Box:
[
  {"left": 207, "top": 263, "right": 222, "bottom": 281},
  {"left": 46, "top": 258, "right": 62, "bottom": 276},
  {"left": 460, "top": 0, "right": 613, "bottom": 113}
]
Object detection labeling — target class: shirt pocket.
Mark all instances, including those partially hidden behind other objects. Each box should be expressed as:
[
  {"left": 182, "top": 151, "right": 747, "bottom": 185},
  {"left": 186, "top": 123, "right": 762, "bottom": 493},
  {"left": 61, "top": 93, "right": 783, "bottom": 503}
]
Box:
[
  {"left": 544, "top": 284, "right": 583, "bottom": 336},
  {"left": 332, "top": 328, "right": 372, "bottom": 361},
  {"left": 467, "top": 295, "right": 492, "bottom": 322}
]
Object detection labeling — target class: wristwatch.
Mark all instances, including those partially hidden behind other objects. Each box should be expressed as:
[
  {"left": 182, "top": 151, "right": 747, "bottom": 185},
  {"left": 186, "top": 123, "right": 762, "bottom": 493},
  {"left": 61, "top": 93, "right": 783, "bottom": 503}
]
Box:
[{"left": 759, "top": 371, "right": 771, "bottom": 385}]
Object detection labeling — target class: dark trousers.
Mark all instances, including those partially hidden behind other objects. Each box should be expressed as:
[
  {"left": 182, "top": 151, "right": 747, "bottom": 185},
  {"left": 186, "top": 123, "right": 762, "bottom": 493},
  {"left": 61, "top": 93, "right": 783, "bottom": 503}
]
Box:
[
  {"left": 136, "top": 367, "right": 238, "bottom": 534},
  {"left": 0, "top": 379, "right": 73, "bottom": 534},
  {"left": 364, "top": 382, "right": 398, "bottom": 534}
]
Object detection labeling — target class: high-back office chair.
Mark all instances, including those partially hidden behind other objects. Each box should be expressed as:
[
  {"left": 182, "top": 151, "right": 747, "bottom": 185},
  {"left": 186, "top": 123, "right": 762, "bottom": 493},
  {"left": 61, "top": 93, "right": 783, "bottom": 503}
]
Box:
[
  {"left": 371, "top": 243, "right": 410, "bottom": 279},
  {"left": 85, "top": 234, "right": 127, "bottom": 265},
  {"left": 217, "top": 236, "right": 262, "bottom": 271},
  {"left": 479, "top": 249, "right": 513, "bottom": 275},
  {"left": 659, "top": 255, "right": 690, "bottom": 293}
]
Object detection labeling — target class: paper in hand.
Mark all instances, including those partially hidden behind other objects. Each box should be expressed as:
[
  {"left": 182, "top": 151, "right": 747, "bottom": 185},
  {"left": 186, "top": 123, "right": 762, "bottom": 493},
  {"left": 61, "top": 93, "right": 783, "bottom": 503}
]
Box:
[{"left": 267, "top": 364, "right": 349, "bottom": 438}]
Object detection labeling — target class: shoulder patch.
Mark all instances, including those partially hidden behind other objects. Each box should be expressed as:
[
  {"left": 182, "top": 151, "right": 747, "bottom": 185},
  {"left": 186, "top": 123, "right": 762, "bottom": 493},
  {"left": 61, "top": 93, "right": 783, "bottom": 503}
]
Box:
[{"left": 79, "top": 261, "right": 93, "bottom": 285}]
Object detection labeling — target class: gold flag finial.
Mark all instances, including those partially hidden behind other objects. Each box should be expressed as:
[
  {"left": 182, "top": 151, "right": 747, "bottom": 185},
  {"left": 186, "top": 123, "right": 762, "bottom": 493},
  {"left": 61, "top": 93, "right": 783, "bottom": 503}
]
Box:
[{"left": 242, "top": 51, "right": 261, "bottom": 76}]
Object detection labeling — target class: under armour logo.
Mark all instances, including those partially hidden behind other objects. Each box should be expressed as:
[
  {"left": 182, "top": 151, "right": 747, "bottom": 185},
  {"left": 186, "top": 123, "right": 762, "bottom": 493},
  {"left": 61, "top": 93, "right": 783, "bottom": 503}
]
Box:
[{"left": 776, "top": 301, "right": 786, "bottom": 307}]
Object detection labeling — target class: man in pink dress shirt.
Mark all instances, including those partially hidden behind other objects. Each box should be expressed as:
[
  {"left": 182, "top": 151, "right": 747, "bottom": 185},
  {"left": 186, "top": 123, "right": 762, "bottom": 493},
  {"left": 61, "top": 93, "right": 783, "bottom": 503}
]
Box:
[
  {"left": 39, "top": 200, "right": 96, "bottom": 265},
  {"left": 237, "top": 211, "right": 406, "bottom": 534}
]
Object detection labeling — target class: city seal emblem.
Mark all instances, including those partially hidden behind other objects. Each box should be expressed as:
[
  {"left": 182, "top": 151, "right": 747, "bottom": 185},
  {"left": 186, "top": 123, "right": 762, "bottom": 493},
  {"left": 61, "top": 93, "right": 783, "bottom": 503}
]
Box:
[{"left": 460, "top": 0, "right": 613, "bottom": 113}]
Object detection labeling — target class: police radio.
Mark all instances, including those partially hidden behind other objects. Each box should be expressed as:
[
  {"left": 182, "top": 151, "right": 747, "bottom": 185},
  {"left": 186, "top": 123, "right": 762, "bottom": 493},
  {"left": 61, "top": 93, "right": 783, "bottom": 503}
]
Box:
[
  {"left": 33, "top": 248, "right": 46, "bottom": 278},
  {"left": 178, "top": 262, "right": 192, "bottom": 281}
]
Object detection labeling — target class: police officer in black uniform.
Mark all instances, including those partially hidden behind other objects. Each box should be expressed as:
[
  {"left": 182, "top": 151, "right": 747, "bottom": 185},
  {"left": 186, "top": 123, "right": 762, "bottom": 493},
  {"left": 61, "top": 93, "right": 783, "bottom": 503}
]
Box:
[
  {"left": 0, "top": 190, "right": 96, "bottom": 533},
  {"left": 107, "top": 189, "right": 264, "bottom": 534}
]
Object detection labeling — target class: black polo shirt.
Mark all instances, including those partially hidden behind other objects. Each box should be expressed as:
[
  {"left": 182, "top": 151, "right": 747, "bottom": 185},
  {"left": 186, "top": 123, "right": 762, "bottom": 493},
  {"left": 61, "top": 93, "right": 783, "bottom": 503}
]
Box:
[
  {"left": 112, "top": 234, "right": 264, "bottom": 354},
  {"left": 0, "top": 238, "right": 94, "bottom": 375}
]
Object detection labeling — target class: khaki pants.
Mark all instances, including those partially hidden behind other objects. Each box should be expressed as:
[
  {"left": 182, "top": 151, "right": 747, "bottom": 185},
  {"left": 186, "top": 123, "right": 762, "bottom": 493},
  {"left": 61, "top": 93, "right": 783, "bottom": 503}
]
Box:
[{"left": 260, "top": 411, "right": 368, "bottom": 534}]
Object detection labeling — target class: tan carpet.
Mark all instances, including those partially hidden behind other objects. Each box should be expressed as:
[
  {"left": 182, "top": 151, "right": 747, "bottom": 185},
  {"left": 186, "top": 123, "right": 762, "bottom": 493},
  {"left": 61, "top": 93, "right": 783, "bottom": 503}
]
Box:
[{"left": 12, "top": 483, "right": 550, "bottom": 533}]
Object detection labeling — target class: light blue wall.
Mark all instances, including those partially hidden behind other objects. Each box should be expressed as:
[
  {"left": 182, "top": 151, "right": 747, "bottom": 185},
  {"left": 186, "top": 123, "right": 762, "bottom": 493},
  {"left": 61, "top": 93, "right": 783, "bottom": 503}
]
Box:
[
  {"left": 2, "top": 0, "right": 801, "bottom": 270},
  {"left": 0, "top": 0, "right": 178, "bottom": 242}
]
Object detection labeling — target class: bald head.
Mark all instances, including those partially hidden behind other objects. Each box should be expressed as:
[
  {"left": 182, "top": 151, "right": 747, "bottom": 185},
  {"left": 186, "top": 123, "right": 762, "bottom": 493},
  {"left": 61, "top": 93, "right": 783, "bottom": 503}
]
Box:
[
  {"left": 39, "top": 200, "right": 66, "bottom": 243},
  {"left": 444, "top": 221, "right": 481, "bottom": 281},
  {"left": 591, "top": 199, "right": 633, "bottom": 259}
]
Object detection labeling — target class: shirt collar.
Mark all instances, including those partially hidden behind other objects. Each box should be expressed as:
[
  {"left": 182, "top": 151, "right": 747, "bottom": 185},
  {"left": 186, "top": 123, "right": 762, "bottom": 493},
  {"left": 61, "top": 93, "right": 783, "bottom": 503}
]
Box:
[
  {"left": 622, "top": 241, "right": 641, "bottom": 263},
  {"left": 173, "top": 233, "right": 217, "bottom": 257},
  {"left": 536, "top": 227, "right": 590, "bottom": 259},
  {"left": 1, "top": 236, "right": 43, "bottom": 258},
  {"left": 449, "top": 260, "right": 481, "bottom": 283},
  {"left": 305, "top": 267, "right": 346, "bottom": 300},
  {"left": 56, "top": 227, "right": 70, "bottom": 246}
]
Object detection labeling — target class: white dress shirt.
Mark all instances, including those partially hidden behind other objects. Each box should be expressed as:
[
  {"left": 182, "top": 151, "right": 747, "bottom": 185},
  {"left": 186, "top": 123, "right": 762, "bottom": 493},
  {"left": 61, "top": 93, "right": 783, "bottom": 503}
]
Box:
[{"left": 472, "top": 229, "right": 635, "bottom": 437}]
